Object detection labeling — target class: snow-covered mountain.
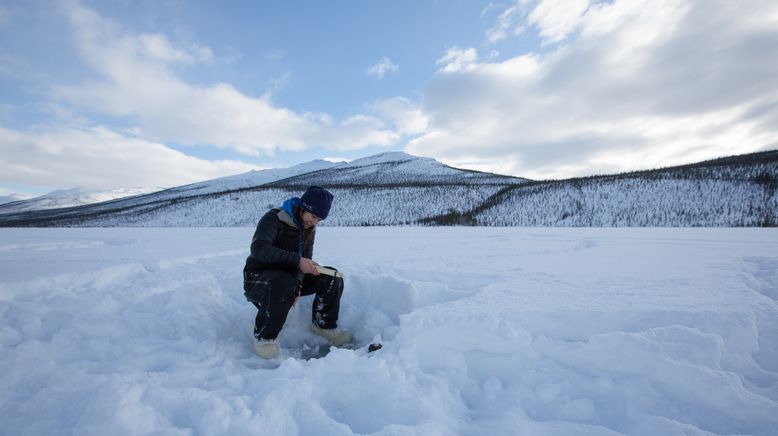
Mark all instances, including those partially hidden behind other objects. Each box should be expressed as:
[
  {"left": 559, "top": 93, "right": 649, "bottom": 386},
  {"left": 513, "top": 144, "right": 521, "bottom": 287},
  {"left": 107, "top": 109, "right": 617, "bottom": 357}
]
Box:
[
  {"left": 271, "top": 152, "right": 518, "bottom": 187},
  {"left": 0, "top": 150, "right": 775, "bottom": 227},
  {"left": 0, "top": 187, "right": 163, "bottom": 214},
  {"left": 0, "top": 193, "right": 32, "bottom": 206},
  {"left": 147, "top": 158, "right": 342, "bottom": 202},
  {"left": 0, "top": 159, "right": 341, "bottom": 215},
  {"left": 0, "top": 152, "right": 526, "bottom": 227}
]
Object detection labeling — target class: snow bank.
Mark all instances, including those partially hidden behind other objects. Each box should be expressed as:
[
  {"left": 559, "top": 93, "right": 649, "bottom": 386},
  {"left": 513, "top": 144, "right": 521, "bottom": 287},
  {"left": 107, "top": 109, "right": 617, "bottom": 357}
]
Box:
[{"left": 1, "top": 227, "right": 777, "bottom": 435}]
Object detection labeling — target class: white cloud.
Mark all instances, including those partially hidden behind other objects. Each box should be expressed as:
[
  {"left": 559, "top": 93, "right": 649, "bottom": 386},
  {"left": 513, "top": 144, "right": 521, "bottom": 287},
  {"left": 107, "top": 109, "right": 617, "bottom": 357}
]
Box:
[
  {"left": 0, "top": 126, "right": 257, "bottom": 189},
  {"left": 436, "top": 47, "right": 479, "bottom": 72},
  {"left": 135, "top": 33, "right": 213, "bottom": 64},
  {"left": 312, "top": 115, "right": 400, "bottom": 151},
  {"left": 53, "top": 2, "right": 398, "bottom": 157},
  {"left": 409, "top": 0, "right": 778, "bottom": 179},
  {"left": 486, "top": 0, "right": 592, "bottom": 45},
  {"left": 267, "top": 72, "right": 291, "bottom": 94},
  {"left": 370, "top": 97, "right": 429, "bottom": 135},
  {"left": 528, "top": 0, "right": 590, "bottom": 43},
  {"left": 485, "top": 0, "right": 530, "bottom": 44},
  {"left": 367, "top": 57, "right": 399, "bottom": 79}
]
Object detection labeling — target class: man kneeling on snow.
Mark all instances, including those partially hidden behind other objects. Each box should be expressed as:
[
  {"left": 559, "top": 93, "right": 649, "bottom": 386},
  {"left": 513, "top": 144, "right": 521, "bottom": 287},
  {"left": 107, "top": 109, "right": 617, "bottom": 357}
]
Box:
[{"left": 243, "top": 186, "right": 352, "bottom": 359}]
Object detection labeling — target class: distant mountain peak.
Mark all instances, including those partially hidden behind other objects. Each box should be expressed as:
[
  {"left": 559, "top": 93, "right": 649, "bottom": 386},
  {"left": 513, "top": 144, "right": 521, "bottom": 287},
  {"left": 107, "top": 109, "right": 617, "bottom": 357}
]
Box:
[
  {"left": 345, "top": 151, "right": 424, "bottom": 167},
  {"left": 0, "top": 193, "right": 33, "bottom": 206},
  {"left": 289, "top": 159, "right": 343, "bottom": 170},
  {"left": 0, "top": 186, "right": 162, "bottom": 213}
]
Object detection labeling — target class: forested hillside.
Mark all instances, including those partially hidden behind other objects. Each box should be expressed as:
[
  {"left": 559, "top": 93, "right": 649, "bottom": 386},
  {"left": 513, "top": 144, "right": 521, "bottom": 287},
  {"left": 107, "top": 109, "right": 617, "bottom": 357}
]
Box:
[{"left": 1, "top": 151, "right": 775, "bottom": 227}]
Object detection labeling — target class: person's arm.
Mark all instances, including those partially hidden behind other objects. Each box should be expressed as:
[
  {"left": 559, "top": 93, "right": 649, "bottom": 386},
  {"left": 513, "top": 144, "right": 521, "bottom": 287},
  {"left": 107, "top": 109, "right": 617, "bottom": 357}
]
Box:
[
  {"left": 303, "top": 227, "right": 315, "bottom": 260},
  {"left": 299, "top": 227, "right": 319, "bottom": 275}
]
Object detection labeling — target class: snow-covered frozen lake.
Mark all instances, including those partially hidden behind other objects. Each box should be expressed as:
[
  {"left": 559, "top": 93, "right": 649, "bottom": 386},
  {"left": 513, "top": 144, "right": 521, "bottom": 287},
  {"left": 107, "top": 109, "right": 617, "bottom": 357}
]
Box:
[{"left": 1, "top": 227, "right": 777, "bottom": 435}]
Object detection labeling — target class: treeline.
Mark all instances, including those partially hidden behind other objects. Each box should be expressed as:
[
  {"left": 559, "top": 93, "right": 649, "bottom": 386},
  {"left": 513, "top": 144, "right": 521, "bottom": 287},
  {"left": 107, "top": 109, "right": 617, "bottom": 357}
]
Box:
[
  {"left": 473, "top": 178, "right": 774, "bottom": 227},
  {"left": 422, "top": 156, "right": 777, "bottom": 227}
]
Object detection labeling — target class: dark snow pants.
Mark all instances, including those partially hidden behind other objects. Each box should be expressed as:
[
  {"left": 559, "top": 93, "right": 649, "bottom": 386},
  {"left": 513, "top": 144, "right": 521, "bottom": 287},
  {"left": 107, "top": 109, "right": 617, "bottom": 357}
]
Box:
[{"left": 243, "top": 267, "right": 344, "bottom": 340}]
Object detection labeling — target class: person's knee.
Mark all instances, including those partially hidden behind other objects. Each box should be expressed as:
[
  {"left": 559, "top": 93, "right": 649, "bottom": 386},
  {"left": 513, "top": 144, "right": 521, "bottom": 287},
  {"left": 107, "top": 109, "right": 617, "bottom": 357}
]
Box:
[
  {"left": 273, "top": 273, "right": 300, "bottom": 302},
  {"left": 333, "top": 276, "right": 344, "bottom": 294},
  {"left": 244, "top": 279, "right": 269, "bottom": 303},
  {"left": 245, "top": 270, "right": 299, "bottom": 303}
]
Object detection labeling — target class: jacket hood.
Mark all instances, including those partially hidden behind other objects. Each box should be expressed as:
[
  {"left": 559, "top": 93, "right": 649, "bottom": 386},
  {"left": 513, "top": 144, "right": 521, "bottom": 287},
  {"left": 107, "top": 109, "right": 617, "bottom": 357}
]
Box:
[
  {"left": 278, "top": 197, "right": 301, "bottom": 229},
  {"left": 277, "top": 197, "right": 305, "bottom": 256}
]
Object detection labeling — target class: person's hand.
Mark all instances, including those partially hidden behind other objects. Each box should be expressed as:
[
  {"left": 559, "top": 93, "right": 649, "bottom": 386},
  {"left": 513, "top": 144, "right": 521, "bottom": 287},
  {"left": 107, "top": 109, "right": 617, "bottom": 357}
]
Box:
[{"left": 299, "top": 257, "right": 319, "bottom": 275}]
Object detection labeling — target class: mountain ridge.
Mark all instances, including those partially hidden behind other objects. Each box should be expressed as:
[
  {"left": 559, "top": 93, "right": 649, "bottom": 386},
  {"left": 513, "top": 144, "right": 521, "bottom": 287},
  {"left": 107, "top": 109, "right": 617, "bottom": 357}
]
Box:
[
  {"left": 0, "top": 150, "right": 775, "bottom": 227},
  {"left": 0, "top": 159, "right": 344, "bottom": 215},
  {"left": 0, "top": 187, "right": 164, "bottom": 213}
]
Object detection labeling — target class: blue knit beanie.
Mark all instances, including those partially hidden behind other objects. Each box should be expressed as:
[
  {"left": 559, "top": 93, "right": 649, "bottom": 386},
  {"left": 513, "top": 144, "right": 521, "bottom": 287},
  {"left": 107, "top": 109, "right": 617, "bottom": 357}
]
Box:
[{"left": 300, "top": 186, "right": 334, "bottom": 219}]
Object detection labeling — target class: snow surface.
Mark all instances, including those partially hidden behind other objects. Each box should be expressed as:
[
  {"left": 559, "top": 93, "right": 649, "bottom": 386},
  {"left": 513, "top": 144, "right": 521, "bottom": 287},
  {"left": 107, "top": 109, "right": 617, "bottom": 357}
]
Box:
[{"left": 1, "top": 227, "right": 777, "bottom": 435}]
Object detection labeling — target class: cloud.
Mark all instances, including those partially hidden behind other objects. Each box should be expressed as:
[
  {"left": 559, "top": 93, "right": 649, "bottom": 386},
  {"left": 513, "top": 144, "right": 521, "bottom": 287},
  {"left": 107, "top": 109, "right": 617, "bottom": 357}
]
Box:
[
  {"left": 135, "top": 33, "right": 214, "bottom": 64},
  {"left": 267, "top": 72, "right": 291, "bottom": 94},
  {"left": 485, "top": 0, "right": 530, "bottom": 44},
  {"left": 408, "top": 0, "right": 778, "bottom": 179},
  {"left": 370, "top": 97, "right": 429, "bottom": 135},
  {"left": 367, "top": 56, "right": 399, "bottom": 79},
  {"left": 53, "top": 2, "right": 398, "bottom": 157},
  {"left": 436, "top": 47, "right": 479, "bottom": 72},
  {"left": 0, "top": 126, "right": 258, "bottom": 189},
  {"left": 528, "top": 0, "right": 590, "bottom": 43}
]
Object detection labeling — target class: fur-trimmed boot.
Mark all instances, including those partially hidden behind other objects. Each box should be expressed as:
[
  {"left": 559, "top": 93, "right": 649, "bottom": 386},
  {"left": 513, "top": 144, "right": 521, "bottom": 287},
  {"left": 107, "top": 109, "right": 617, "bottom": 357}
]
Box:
[
  {"left": 310, "top": 323, "right": 353, "bottom": 346},
  {"left": 253, "top": 338, "right": 280, "bottom": 359}
]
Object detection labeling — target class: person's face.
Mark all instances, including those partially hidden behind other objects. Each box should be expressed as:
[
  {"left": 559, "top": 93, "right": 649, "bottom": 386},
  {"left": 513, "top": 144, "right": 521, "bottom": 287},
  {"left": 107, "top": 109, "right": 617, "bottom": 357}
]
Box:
[{"left": 301, "top": 211, "right": 321, "bottom": 229}]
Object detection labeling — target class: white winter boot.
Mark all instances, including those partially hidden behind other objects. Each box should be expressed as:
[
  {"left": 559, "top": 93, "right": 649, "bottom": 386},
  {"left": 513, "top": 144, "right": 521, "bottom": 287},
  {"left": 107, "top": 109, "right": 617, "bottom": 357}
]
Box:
[
  {"left": 253, "top": 338, "right": 280, "bottom": 359},
  {"left": 310, "top": 323, "right": 353, "bottom": 346}
]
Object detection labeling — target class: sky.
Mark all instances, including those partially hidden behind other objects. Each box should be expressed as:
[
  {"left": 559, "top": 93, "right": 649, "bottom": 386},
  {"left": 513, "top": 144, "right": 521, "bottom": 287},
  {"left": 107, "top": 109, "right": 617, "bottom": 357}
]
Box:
[{"left": 1, "top": 0, "right": 777, "bottom": 196}]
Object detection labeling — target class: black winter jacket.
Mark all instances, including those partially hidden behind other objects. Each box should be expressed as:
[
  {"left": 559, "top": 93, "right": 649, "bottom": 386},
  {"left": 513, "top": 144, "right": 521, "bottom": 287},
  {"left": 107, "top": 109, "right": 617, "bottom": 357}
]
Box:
[{"left": 243, "top": 207, "right": 315, "bottom": 281}]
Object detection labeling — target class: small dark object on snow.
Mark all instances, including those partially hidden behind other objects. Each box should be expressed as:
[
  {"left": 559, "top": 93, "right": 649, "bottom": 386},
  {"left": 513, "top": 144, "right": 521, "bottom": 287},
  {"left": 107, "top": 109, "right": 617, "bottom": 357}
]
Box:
[{"left": 368, "top": 343, "right": 383, "bottom": 353}]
